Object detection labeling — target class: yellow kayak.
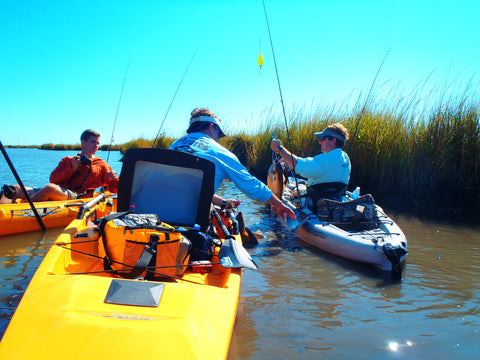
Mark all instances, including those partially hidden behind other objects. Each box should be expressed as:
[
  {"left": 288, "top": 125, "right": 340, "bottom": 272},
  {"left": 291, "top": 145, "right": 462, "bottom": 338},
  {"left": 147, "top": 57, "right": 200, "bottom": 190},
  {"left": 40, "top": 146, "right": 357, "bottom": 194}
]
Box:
[
  {"left": 0, "top": 148, "right": 253, "bottom": 359},
  {"left": 0, "top": 193, "right": 115, "bottom": 236},
  {"left": 0, "top": 208, "right": 244, "bottom": 359}
]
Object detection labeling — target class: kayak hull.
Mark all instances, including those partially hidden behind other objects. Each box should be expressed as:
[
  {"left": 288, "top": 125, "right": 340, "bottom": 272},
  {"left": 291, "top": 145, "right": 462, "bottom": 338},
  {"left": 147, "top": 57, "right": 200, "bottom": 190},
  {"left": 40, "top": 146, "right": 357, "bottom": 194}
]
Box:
[
  {"left": 0, "top": 196, "right": 114, "bottom": 236},
  {"left": 277, "top": 179, "right": 407, "bottom": 275},
  {"left": 286, "top": 205, "right": 407, "bottom": 272},
  {"left": 0, "top": 207, "right": 241, "bottom": 360}
]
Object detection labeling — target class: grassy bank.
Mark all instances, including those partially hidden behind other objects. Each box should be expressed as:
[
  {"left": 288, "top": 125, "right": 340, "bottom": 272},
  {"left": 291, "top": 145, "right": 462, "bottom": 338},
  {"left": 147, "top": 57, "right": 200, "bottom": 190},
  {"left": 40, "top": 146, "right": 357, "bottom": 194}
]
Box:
[
  {"left": 155, "top": 87, "right": 478, "bottom": 213},
  {"left": 9, "top": 85, "right": 479, "bottom": 214}
]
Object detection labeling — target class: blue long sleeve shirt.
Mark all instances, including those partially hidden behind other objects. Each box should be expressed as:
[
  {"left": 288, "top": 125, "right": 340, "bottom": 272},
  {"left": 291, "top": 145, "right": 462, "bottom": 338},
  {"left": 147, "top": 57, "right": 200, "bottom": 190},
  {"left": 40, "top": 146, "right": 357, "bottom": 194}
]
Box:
[{"left": 169, "top": 132, "right": 273, "bottom": 202}]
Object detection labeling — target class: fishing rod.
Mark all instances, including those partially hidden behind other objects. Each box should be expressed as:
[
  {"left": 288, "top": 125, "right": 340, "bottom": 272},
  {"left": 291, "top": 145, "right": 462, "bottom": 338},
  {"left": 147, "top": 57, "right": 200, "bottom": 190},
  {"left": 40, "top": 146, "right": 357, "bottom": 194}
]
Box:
[
  {"left": 152, "top": 48, "right": 198, "bottom": 148},
  {"left": 0, "top": 140, "right": 46, "bottom": 231},
  {"left": 347, "top": 48, "right": 391, "bottom": 154},
  {"left": 261, "top": 0, "right": 301, "bottom": 201},
  {"left": 107, "top": 58, "right": 131, "bottom": 162}
]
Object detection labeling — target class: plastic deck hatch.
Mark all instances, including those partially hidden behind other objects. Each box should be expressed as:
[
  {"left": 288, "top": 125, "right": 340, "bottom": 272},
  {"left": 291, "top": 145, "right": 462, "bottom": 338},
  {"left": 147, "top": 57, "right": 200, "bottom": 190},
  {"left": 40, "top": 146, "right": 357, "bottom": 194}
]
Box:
[{"left": 104, "top": 279, "right": 164, "bottom": 307}]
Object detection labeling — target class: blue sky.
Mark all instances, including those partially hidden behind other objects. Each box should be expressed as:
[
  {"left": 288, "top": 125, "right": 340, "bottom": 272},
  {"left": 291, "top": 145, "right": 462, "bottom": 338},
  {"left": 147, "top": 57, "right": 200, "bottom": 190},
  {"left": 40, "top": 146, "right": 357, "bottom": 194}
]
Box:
[{"left": 1, "top": 0, "right": 478, "bottom": 146}]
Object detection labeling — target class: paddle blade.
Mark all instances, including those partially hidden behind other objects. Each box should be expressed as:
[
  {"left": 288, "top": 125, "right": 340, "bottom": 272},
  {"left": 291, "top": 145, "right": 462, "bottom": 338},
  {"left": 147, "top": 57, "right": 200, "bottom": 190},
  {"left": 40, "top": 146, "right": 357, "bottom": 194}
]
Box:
[
  {"left": 219, "top": 238, "right": 259, "bottom": 271},
  {"left": 285, "top": 208, "right": 308, "bottom": 233}
]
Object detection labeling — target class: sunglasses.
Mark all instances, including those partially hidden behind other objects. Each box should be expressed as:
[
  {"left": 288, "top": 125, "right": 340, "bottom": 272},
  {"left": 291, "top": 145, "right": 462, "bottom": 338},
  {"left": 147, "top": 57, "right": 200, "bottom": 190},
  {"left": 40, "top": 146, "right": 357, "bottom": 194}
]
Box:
[{"left": 319, "top": 136, "right": 334, "bottom": 141}]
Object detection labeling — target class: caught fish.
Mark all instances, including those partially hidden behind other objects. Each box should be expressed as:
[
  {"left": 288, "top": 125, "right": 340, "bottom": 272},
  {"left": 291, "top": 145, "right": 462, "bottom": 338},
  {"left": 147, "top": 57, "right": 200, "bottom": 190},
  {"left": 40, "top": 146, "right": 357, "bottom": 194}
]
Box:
[
  {"left": 267, "top": 158, "right": 284, "bottom": 199},
  {"left": 236, "top": 211, "right": 259, "bottom": 248}
]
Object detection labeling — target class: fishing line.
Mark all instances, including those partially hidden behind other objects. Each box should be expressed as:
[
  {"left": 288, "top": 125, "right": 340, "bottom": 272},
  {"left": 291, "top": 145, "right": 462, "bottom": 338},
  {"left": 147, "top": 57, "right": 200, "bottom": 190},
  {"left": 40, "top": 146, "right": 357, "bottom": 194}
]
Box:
[
  {"left": 261, "top": 0, "right": 290, "bottom": 140},
  {"left": 347, "top": 48, "right": 391, "bottom": 154},
  {"left": 152, "top": 48, "right": 198, "bottom": 148},
  {"left": 261, "top": 0, "right": 301, "bottom": 201},
  {"left": 107, "top": 57, "right": 131, "bottom": 162}
]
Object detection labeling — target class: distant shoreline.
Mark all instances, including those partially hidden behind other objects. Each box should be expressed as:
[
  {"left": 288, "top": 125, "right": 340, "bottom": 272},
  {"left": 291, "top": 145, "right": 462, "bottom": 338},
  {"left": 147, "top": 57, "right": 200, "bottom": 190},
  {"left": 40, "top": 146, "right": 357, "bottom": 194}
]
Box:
[
  {"left": 4, "top": 89, "right": 480, "bottom": 219},
  {"left": 4, "top": 144, "right": 122, "bottom": 151}
]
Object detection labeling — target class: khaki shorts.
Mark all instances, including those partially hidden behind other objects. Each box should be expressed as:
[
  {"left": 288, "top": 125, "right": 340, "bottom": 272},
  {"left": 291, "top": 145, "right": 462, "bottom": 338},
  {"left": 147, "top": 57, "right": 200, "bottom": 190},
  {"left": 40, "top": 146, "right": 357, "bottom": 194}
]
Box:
[
  {"left": 28, "top": 187, "right": 77, "bottom": 200},
  {"left": 62, "top": 188, "right": 78, "bottom": 200}
]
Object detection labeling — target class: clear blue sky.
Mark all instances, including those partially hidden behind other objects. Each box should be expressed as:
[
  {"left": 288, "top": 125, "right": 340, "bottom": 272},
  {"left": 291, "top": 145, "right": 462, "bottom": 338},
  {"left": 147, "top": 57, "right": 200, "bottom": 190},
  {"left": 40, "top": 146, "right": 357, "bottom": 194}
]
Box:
[{"left": 1, "top": 0, "right": 478, "bottom": 146}]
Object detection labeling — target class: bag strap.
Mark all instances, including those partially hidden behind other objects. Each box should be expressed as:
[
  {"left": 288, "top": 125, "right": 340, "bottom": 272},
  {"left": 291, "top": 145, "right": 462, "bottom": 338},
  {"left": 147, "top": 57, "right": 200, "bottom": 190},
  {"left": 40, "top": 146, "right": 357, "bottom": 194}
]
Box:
[
  {"left": 101, "top": 230, "right": 160, "bottom": 279},
  {"left": 128, "top": 233, "right": 159, "bottom": 279},
  {"left": 98, "top": 211, "right": 138, "bottom": 277},
  {"left": 97, "top": 211, "right": 131, "bottom": 237}
]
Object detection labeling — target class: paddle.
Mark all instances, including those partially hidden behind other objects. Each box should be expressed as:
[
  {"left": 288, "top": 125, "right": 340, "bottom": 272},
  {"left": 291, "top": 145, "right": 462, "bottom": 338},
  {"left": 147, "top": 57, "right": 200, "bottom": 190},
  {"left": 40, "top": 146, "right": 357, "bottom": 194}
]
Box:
[
  {"left": 285, "top": 207, "right": 308, "bottom": 233},
  {"left": 212, "top": 209, "right": 259, "bottom": 271},
  {"left": 218, "top": 237, "right": 259, "bottom": 271},
  {"left": 0, "top": 140, "right": 46, "bottom": 231}
]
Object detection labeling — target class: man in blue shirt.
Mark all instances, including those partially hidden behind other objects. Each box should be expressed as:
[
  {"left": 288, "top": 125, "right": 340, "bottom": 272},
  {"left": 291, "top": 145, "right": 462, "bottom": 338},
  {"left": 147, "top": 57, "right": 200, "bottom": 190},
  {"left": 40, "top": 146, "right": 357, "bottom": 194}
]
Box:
[{"left": 170, "top": 107, "right": 295, "bottom": 220}]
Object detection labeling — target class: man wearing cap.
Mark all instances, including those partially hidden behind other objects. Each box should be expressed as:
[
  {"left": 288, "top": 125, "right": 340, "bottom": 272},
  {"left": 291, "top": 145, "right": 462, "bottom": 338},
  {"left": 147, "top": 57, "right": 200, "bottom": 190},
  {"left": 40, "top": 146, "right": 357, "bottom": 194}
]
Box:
[
  {"left": 170, "top": 107, "right": 295, "bottom": 220},
  {"left": 271, "top": 123, "right": 351, "bottom": 211}
]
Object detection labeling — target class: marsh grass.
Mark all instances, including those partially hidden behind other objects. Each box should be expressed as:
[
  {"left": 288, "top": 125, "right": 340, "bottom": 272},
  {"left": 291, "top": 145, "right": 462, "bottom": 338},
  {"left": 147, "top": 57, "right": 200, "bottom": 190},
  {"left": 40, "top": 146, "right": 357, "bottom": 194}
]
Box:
[
  {"left": 117, "top": 85, "right": 479, "bottom": 211},
  {"left": 227, "top": 83, "right": 480, "bottom": 211},
  {"left": 29, "top": 81, "right": 478, "bottom": 212}
]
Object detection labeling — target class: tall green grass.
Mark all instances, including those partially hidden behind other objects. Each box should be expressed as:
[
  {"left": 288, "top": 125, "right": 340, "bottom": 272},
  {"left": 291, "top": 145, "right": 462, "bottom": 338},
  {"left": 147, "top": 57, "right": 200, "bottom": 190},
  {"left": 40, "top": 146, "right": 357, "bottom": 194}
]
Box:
[
  {"left": 221, "top": 83, "right": 480, "bottom": 211},
  {"left": 33, "top": 82, "right": 478, "bottom": 211}
]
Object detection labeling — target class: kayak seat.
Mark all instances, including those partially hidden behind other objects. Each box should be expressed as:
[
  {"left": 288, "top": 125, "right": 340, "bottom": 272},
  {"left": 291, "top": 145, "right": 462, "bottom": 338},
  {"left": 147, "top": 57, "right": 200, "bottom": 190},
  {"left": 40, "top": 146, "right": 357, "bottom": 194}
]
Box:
[
  {"left": 305, "top": 182, "right": 347, "bottom": 213},
  {"left": 117, "top": 148, "right": 215, "bottom": 232}
]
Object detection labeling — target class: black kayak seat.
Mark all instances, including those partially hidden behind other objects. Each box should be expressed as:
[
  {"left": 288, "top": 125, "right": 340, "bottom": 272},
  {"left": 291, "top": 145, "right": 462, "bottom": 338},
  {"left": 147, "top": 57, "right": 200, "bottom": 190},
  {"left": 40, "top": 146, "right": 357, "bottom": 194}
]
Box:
[
  {"left": 306, "top": 182, "right": 348, "bottom": 213},
  {"left": 117, "top": 148, "right": 215, "bottom": 231}
]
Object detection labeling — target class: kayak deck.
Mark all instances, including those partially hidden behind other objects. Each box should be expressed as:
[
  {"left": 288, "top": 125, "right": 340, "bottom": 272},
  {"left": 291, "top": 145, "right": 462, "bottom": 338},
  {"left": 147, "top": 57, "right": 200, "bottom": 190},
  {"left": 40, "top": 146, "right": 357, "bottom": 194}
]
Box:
[
  {"left": 1, "top": 149, "right": 246, "bottom": 359},
  {"left": 0, "top": 194, "right": 114, "bottom": 236},
  {"left": 293, "top": 205, "right": 407, "bottom": 272},
  {"left": 0, "top": 213, "right": 241, "bottom": 360},
  {"left": 277, "top": 178, "right": 407, "bottom": 275}
]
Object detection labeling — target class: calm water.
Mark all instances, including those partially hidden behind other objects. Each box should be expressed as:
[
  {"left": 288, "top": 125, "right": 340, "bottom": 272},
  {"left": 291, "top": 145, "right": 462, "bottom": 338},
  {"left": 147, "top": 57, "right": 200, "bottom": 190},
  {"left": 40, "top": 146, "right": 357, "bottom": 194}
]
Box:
[{"left": 1, "top": 148, "right": 479, "bottom": 359}]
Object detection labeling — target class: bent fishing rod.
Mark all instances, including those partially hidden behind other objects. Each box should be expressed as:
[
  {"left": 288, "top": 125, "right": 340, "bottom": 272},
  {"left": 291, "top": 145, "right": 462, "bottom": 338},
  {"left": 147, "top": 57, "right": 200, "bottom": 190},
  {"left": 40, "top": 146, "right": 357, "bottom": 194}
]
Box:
[
  {"left": 262, "top": 0, "right": 301, "bottom": 200},
  {"left": 152, "top": 48, "right": 198, "bottom": 148},
  {"left": 107, "top": 58, "right": 131, "bottom": 162}
]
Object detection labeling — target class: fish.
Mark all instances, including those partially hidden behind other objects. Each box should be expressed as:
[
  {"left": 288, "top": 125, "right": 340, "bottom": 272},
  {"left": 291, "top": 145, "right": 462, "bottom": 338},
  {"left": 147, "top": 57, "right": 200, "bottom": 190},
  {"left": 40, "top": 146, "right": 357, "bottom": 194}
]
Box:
[
  {"left": 267, "top": 158, "right": 284, "bottom": 199},
  {"left": 236, "top": 211, "right": 259, "bottom": 248}
]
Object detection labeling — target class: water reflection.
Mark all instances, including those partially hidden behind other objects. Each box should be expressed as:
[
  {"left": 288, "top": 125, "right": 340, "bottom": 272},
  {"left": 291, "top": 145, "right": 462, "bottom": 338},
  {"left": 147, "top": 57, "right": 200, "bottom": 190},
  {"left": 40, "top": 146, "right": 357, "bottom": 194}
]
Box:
[
  {"left": 1, "top": 154, "right": 479, "bottom": 359},
  {"left": 0, "top": 228, "right": 62, "bottom": 338},
  {"left": 219, "top": 181, "right": 480, "bottom": 360}
]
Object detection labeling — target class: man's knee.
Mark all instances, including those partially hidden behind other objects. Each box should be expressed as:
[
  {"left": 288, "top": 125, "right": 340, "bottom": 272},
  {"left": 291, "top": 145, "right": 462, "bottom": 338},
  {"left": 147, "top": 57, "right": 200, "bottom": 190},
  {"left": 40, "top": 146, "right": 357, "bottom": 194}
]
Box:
[
  {"left": 33, "top": 183, "right": 74, "bottom": 201},
  {"left": 45, "top": 184, "right": 77, "bottom": 200}
]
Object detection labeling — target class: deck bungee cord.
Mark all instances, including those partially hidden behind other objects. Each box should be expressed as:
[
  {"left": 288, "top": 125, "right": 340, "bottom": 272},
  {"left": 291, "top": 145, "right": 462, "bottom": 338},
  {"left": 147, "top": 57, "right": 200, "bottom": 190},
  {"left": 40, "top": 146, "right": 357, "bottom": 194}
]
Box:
[
  {"left": 107, "top": 58, "right": 131, "bottom": 162},
  {"left": 152, "top": 48, "right": 198, "bottom": 148},
  {"left": 55, "top": 204, "right": 256, "bottom": 284},
  {"left": 56, "top": 236, "right": 238, "bottom": 285},
  {"left": 56, "top": 236, "right": 216, "bottom": 285}
]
